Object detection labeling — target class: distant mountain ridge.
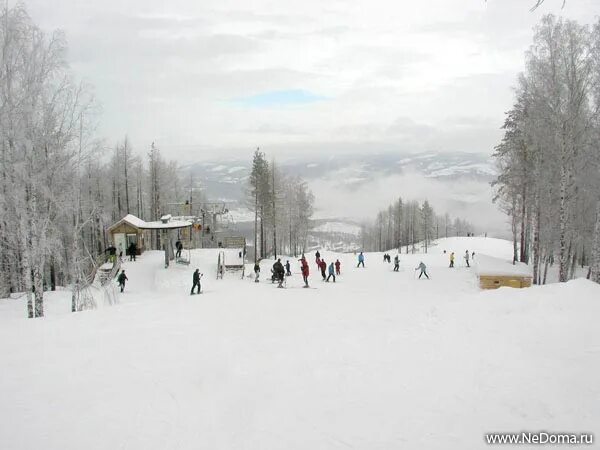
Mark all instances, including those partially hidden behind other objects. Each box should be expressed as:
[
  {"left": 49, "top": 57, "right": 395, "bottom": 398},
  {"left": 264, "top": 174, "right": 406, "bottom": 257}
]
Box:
[{"left": 188, "top": 151, "right": 496, "bottom": 206}]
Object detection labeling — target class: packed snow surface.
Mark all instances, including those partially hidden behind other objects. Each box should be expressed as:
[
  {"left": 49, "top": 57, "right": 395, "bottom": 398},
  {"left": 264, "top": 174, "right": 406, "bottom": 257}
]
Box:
[{"left": 0, "top": 237, "right": 598, "bottom": 450}]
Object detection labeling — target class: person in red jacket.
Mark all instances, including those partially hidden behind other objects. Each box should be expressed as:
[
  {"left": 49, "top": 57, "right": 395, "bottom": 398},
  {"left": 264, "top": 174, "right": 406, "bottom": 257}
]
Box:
[
  {"left": 335, "top": 259, "right": 341, "bottom": 275},
  {"left": 319, "top": 259, "right": 327, "bottom": 280},
  {"left": 300, "top": 255, "right": 310, "bottom": 287}
]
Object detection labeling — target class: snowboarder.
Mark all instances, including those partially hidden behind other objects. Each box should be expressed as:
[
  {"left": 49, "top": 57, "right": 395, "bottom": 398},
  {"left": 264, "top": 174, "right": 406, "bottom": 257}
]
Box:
[
  {"left": 465, "top": 250, "right": 470, "bottom": 268},
  {"left": 357, "top": 252, "right": 365, "bottom": 268},
  {"left": 326, "top": 262, "right": 336, "bottom": 282},
  {"left": 335, "top": 259, "right": 341, "bottom": 275},
  {"left": 415, "top": 262, "right": 429, "bottom": 279},
  {"left": 253, "top": 261, "right": 260, "bottom": 282},
  {"left": 273, "top": 259, "right": 285, "bottom": 287},
  {"left": 191, "top": 269, "right": 202, "bottom": 294},
  {"left": 449, "top": 252, "right": 455, "bottom": 268},
  {"left": 285, "top": 260, "right": 291, "bottom": 276},
  {"left": 320, "top": 259, "right": 327, "bottom": 280},
  {"left": 117, "top": 270, "right": 128, "bottom": 293},
  {"left": 393, "top": 254, "right": 400, "bottom": 272},
  {"left": 300, "top": 256, "right": 310, "bottom": 287}
]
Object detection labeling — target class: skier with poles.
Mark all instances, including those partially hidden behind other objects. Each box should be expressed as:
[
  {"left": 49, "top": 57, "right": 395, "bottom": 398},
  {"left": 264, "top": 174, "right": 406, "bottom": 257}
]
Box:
[
  {"left": 415, "top": 262, "right": 430, "bottom": 279},
  {"left": 117, "top": 270, "right": 128, "bottom": 293},
  {"left": 191, "top": 268, "right": 203, "bottom": 294}
]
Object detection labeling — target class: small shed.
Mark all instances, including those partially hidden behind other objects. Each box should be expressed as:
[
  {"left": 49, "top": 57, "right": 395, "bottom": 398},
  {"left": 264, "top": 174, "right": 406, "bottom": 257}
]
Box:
[
  {"left": 108, "top": 214, "right": 193, "bottom": 264},
  {"left": 107, "top": 214, "right": 149, "bottom": 256},
  {"left": 475, "top": 254, "right": 533, "bottom": 289}
]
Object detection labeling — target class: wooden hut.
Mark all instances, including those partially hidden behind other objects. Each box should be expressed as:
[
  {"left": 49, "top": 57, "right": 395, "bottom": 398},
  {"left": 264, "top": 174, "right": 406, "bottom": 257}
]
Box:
[
  {"left": 108, "top": 214, "right": 193, "bottom": 267},
  {"left": 475, "top": 254, "right": 533, "bottom": 290},
  {"left": 107, "top": 214, "right": 149, "bottom": 256}
]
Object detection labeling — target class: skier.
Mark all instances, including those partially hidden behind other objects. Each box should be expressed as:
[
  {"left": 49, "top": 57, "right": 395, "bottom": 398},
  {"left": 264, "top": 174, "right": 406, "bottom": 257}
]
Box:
[
  {"left": 357, "top": 252, "right": 365, "bottom": 268},
  {"left": 253, "top": 261, "right": 260, "bottom": 282},
  {"left": 393, "top": 254, "right": 400, "bottom": 272},
  {"left": 465, "top": 250, "right": 470, "bottom": 268},
  {"left": 325, "top": 263, "right": 335, "bottom": 283},
  {"left": 383, "top": 253, "right": 387, "bottom": 263},
  {"left": 191, "top": 268, "right": 202, "bottom": 294},
  {"left": 117, "top": 270, "right": 128, "bottom": 293},
  {"left": 320, "top": 259, "right": 327, "bottom": 280},
  {"left": 415, "top": 262, "right": 429, "bottom": 279},
  {"left": 300, "top": 255, "right": 310, "bottom": 287},
  {"left": 273, "top": 259, "right": 285, "bottom": 287},
  {"left": 449, "top": 252, "right": 455, "bottom": 268},
  {"left": 335, "top": 259, "right": 341, "bottom": 275},
  {"left": 285, "top": 260, "right": 291, "bottom": 276}
]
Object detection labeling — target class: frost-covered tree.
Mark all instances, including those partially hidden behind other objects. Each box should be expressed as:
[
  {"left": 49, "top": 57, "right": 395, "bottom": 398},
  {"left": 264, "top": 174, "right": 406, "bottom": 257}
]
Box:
[
  {"left": 494, "top": 15, "right": 600, "bottom": 284},
  {"left": 360, "top": 197, "right": 472, "bottom": 253},
  {"left": 0, "top": 4, "right": 192, "bottom": 315}
]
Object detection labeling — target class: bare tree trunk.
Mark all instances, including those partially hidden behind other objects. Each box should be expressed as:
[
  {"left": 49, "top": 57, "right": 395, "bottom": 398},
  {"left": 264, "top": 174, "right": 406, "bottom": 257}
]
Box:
[
  {"left": 272, "top": 165, "right": 277, "bottom": 259},
  {"left": 254, "top": 191, "right": 258, "bottom": 262},
  {"left": 520, "top": 188, "right": 527, "bottom": 262},
  {"left": 558, "top": 136, "right": 571, "bottom": 282},
  {"left": 532, "top": 193, "right": 541, "bottom": 284},
  {"left": 590, "top": 200, "right": 600, "bottom": 283},
  {"left": 124, "top": 139, "right": 130, "bottom": 214}
]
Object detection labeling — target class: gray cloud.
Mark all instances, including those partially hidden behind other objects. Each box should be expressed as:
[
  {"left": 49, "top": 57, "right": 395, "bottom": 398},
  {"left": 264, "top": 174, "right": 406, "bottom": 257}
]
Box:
[{"left": 22, "top": 0, "right": 600, "bottom": 159}]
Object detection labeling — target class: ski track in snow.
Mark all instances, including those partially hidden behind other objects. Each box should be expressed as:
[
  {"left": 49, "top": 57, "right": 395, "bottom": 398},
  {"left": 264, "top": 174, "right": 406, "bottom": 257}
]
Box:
[{"left": 0, "top": 237, "right": 599, "bottom": 449}]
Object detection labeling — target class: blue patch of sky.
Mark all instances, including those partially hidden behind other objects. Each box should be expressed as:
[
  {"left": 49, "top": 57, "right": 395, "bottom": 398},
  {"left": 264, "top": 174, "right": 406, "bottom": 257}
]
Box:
[{"left": 232, "top": 89, "right": 327, "bottom": 108}]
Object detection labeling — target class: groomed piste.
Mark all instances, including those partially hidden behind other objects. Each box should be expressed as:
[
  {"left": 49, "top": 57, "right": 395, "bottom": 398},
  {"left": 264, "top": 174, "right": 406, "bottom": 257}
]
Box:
[{"left": 0, "top": 237, "right": 599, "bottom": 450}]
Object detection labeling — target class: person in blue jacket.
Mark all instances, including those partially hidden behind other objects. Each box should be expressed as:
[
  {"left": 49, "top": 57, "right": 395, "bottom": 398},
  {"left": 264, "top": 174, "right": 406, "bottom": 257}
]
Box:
[
  {"left": 357, "top": 252, "right": 365, "bottom": 268},
  {"left": 326, "top": 262, "right": 336, "bottom": 282}
]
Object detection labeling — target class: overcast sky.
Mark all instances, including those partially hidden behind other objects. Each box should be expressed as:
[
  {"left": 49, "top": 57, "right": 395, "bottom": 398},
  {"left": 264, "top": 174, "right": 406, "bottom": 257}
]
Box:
[{"left": 24, "top": 0, "right": 599, "bottom": 161}]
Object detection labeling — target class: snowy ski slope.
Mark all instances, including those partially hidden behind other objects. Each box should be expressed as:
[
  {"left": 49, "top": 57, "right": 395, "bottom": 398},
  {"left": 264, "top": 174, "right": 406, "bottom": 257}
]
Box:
[{"left": 0, "top": 237, "right": 598, "bottom": 449}]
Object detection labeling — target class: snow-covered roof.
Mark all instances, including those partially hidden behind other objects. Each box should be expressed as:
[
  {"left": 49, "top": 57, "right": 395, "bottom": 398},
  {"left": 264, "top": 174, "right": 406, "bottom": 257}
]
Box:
[
  {"left": 475, "top": 254, "right": 532, "bottom": 278},
  {"left": 109, "top": 214, "right": 192, "bottom": 231}
]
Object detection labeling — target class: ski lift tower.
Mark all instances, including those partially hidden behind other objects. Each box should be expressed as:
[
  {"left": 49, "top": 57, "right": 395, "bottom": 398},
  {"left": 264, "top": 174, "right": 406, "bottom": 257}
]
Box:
[{"left": 199, "top": 202, "right": 235, "bottom": 248}]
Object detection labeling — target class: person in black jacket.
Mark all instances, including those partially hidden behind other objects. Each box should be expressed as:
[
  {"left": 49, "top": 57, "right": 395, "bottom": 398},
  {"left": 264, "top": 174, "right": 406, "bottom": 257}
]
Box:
[
  {"left": 191, "top": 269, "right": 202, "bottom": 294},
  {"left": 272, "top": 259, "right": 285, "bottom": 287},
  {"left": 128, "top": 242, "right": 137, "bottom": 261},
  {"left": 285, "top": 260, "right": 291, "bottom": 276},
  {"left": 117, "top": 270, "right": 128, "bottom": 292},
  {"left": 254, "top": 262, "right": 260, "bottom": 282}
]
